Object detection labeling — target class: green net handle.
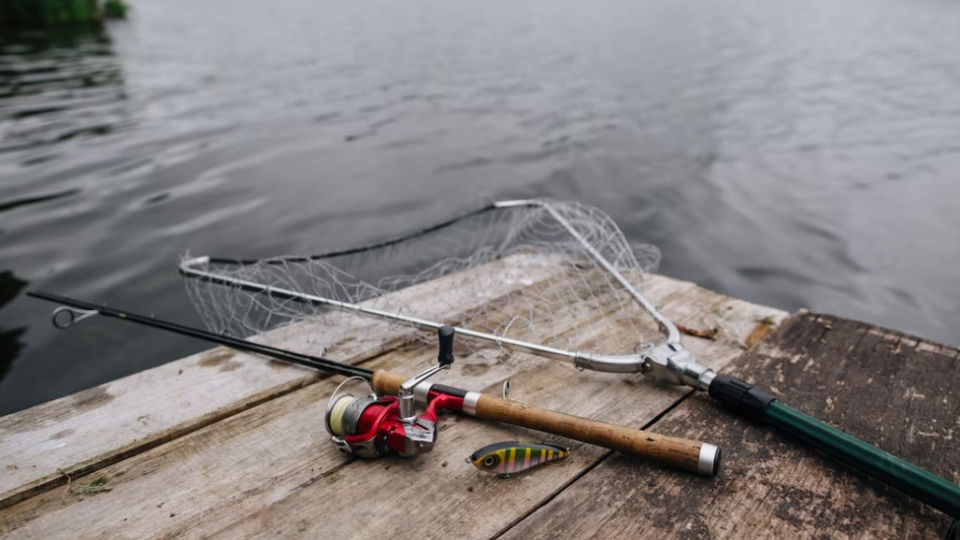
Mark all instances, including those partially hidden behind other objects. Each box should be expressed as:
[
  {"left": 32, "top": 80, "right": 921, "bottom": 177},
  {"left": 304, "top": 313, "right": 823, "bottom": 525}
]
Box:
[{"left": 765, "top": 401, "right": 960, "bottom": 519}]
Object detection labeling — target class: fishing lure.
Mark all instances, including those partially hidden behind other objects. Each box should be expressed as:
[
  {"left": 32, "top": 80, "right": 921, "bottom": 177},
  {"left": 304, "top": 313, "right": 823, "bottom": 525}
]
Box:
[{"left": 469, "top": 442, "right": 568, "bottom": 477}]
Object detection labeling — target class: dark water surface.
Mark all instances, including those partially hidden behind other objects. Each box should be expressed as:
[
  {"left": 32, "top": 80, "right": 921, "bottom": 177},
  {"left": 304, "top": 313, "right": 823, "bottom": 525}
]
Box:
[{"left": 2, "top": 0, "right": 959, "bottom": 414}]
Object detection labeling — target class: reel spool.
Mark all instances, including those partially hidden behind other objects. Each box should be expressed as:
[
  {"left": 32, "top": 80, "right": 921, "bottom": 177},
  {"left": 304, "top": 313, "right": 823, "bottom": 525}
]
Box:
[{"left": 324, "top": 377, "right": 388, "bottom": 458}]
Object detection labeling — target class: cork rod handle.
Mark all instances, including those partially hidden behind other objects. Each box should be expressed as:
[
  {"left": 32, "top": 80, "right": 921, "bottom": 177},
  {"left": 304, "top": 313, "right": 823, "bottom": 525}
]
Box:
[{"left": 475, "top": 393, "right": 708, "bottom": 474}]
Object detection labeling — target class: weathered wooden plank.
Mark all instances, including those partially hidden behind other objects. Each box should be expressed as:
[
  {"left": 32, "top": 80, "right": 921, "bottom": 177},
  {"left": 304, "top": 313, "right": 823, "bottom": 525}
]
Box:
[
  {"left": 0, "top": 255, "right": 565, "bottom": 509},
  {"left": 500, "top": 312, "right": 960, "bottom": 539},
  {"left": 0, "top": 274, "right": 786, "bottom": 539}
]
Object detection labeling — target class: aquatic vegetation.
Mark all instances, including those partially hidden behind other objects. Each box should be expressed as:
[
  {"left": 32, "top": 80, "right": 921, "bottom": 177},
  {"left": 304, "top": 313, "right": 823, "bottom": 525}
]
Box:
[
  {"left": 102, "top": 0, "right": 126, "bottom": 19},
  {"left": 72, "top": 475, "right": 113, "bottom": 495},
  {"left": 0, "top": 0, "right": 129, "bottom": 26}
]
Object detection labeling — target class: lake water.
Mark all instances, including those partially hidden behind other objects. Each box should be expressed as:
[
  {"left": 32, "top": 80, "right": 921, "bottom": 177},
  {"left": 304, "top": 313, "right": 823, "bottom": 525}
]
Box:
[{"left": 2, "top": 0, "right": 959, "bottom": 414}]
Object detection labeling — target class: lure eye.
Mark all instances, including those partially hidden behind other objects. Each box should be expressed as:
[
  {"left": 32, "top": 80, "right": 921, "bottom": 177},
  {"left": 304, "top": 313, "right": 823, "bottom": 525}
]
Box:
[{"left": 483, "top": 455, "right": 498, "bottom": 467}]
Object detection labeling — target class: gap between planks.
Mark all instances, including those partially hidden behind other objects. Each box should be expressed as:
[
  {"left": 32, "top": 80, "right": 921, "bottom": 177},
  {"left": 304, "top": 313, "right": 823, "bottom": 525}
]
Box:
[{"left": 489, "top": 387, "right": 700, "bottom": 540}]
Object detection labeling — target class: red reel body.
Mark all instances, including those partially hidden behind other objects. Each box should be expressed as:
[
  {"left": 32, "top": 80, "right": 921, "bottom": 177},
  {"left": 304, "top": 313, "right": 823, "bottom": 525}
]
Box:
[
  {"left": 325, "top": 326, "right": 462, "bottom": 458},
  {"left": 328, "top": 389, "right": 463, "bottom": 458}
]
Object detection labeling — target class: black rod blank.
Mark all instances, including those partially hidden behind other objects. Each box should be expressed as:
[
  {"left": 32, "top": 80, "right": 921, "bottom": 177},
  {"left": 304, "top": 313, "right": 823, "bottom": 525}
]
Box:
[{"left": 27, "top": 291, "right": 374, "bottom": 380}]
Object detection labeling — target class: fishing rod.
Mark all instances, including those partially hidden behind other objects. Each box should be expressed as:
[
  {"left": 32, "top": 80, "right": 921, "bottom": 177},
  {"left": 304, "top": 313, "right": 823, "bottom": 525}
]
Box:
[
  {"left": 28, "top": 290, "right": 722, "bottom": 476},
  {"left": 178, "top": 198, "right": 960, "bottom": 519}
]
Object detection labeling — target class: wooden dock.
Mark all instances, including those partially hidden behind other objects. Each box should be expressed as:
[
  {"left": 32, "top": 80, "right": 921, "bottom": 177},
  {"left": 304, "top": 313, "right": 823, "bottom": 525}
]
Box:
[{"left": 1, "top": 256, "right": 958, "bottom": 538}]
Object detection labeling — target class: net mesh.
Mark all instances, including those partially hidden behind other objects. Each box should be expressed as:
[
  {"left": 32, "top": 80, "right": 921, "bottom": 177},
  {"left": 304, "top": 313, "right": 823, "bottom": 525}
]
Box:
[{"left": 182, "top": 200, "right": 663, "bottom": 362}]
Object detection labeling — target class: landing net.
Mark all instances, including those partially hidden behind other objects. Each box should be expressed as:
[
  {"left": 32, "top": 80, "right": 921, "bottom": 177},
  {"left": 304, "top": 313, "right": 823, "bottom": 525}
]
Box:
[{"left": 181, "top": 200, "right": 664, "bottom": 364}]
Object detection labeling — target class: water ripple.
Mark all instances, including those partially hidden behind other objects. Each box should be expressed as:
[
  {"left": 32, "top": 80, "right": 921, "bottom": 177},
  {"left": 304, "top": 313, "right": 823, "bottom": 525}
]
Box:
[{"left": 2, "top": 0, "right": 960, "bottom": 414}]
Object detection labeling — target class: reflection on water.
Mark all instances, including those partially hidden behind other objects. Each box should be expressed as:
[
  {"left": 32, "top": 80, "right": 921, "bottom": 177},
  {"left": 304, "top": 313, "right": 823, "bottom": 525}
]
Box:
[
  {"left": 0, "top": 24, "right": 127, "bottom": 154},
  {"left": 0, "top": 187, "right": 78, "bottom": 213},
  {"left": 0, "top": 271, "right": 28, "bottom": 384},
  {"left": 1, "top": 0, "right": 960, "bottom": 415}
]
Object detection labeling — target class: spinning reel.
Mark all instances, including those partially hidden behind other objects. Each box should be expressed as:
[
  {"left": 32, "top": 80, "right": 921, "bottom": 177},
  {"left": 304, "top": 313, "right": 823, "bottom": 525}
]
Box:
[{"left": 324, "top": 326, "right": 458, "bottom": 458}]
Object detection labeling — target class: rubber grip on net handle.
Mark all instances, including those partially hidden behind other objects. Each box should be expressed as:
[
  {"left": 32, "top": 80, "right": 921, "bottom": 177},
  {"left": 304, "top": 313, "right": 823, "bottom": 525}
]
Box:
[
  {"left": 372, "top": 370, "right": 721, "bottom": 477},
  {"left": 710, "top": 374, "right": 960, "bottom": 519}
]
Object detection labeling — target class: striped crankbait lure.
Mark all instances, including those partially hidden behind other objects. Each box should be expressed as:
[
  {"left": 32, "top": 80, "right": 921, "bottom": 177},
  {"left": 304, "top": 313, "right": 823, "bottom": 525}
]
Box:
[{"left": 469, "top": 442, "right": 568, "bottom": 477}]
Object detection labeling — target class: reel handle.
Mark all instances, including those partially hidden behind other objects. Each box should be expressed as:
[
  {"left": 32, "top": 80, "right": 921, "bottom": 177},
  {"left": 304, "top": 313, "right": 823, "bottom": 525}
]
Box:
[
  {"left": 371, "top": 369, "right": 720, "bottom": 477},
  {"left": 397, "top": 326, "right": 457, "bottom": 423},
  {"left": 437, "top": 325, "right": 455, "bottom": 366}
]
